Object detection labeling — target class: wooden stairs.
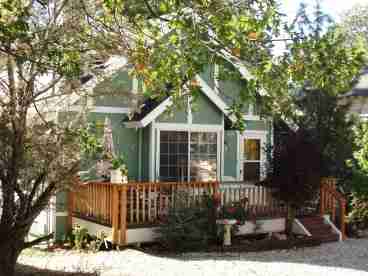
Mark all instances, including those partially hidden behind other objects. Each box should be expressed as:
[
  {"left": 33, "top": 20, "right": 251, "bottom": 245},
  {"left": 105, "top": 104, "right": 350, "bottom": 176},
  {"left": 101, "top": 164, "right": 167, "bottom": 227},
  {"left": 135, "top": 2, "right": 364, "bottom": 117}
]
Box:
[{"left": 299, "top": 216, "right": 340, "bottom": 243}]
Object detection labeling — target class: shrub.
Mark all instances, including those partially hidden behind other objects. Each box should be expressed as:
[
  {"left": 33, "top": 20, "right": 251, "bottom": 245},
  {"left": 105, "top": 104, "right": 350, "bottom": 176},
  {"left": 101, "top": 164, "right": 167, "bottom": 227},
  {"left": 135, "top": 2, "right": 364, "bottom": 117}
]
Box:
[
  {"left": 262, "top": 129, "right": 321, "bottom": 234},
  {"left": 348, "top": 194, "right": 368, "bottom": 229},
  {"left": 156, "top": 192, "right": 217, "bottom": 251}
]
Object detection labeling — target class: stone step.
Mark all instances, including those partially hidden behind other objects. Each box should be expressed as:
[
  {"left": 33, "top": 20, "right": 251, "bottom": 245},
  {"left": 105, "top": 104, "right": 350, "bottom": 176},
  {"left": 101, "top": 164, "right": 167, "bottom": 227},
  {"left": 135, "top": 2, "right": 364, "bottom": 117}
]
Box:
[
  {"left": 313, "top": 233, "right": 340, "bottom": 243},
  {"left": 299, "top": 216, "right": 340, "bottom": 243},
  {"left": 304, "top": 223, "right": 332, "bottom": 233},
  {"left": 299, "top": 216, "right": 325, "bottom": 224}
]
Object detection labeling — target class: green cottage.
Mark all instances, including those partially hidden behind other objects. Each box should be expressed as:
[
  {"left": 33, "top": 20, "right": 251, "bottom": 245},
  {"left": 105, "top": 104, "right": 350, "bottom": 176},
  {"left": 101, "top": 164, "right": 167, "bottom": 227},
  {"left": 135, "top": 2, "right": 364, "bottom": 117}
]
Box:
[{"left": 52, "top": 58, "right": 273, "bottom": 242}]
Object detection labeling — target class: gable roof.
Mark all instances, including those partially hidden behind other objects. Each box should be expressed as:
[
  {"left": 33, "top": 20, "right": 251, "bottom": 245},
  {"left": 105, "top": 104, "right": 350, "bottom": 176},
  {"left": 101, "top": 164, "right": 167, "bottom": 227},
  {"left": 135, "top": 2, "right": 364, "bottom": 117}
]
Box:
[{"left": 124, "top": 75, "right": 236, "bottom": 128}]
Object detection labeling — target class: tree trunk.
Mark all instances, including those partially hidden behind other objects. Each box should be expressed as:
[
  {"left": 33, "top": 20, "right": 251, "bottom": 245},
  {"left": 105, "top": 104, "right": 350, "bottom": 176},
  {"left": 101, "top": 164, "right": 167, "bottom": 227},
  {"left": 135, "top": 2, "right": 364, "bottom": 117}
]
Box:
[
  {"left": 286, "top": 203, "right": 296, "bottom": 235},
  {"left": 0, "top": 237, "right": 24, "bottom": 276}
]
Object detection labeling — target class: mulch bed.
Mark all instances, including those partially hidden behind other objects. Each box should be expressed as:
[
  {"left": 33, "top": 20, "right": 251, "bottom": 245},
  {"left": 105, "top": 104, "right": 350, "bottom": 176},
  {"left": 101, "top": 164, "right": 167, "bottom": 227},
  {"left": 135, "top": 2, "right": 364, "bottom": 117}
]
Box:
[{"left": 136, "top": 234, "right": 322, "bottom": 255}]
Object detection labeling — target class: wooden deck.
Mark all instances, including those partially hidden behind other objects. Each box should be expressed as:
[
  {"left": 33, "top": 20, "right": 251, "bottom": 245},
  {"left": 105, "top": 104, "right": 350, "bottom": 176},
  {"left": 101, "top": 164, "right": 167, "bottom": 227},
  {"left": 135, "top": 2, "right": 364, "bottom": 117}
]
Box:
[{"left": 69, "top": 178, "right": 346, "bottom": 245}]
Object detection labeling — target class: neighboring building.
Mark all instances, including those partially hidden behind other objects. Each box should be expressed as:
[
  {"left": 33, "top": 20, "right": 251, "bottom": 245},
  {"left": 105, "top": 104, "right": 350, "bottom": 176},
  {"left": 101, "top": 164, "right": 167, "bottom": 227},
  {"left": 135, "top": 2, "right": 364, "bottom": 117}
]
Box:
[{"left": 341, "top": 67, "right": 368, "bottom": 119}]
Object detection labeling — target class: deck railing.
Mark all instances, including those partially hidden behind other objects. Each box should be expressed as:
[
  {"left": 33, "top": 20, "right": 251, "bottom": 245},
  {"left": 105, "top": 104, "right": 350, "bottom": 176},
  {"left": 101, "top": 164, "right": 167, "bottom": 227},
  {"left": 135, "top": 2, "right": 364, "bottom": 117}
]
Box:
[
  {"left": 70, "top": 178, "right": 347, "bottom": 245},
  {"left": 70, "top": 181, "right": 283, "bottom": 245},
  {"left": 219, "top": 184, "right": 287, "bottom": 217},
  {"left": 320, "top": 178, "right": 347, "bottom": 239}
]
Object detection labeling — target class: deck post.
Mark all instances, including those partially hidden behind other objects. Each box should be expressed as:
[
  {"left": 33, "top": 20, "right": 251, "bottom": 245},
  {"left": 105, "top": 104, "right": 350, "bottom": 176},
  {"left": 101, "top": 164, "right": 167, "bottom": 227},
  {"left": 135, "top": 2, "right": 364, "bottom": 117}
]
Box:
[
  {"left": 319, "top": 183, "right": 325, "bottom": 216},
  {"left": 111, "top": 184, "right": 119, "bottom": 244},
  {"left": 340, "top": 199, "right": 346, "bottom": 240},
  {"left": 119, "top": 185, "right": 128, "bottom": 245}
]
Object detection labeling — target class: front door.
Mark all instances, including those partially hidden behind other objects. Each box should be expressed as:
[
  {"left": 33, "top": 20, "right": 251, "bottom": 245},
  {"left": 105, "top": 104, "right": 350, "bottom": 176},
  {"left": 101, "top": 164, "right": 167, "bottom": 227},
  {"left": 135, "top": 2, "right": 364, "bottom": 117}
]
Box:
[{"left": 240, "top": 131, "right": 267, "bottom": 183}]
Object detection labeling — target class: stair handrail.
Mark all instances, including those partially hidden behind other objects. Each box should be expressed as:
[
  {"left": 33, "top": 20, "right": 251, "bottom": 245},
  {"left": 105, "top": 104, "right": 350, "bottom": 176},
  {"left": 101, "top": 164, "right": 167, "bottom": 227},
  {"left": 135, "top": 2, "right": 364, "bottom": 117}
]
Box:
[{"left": 320, "top": 179, "right": 347, "bottom": 240}]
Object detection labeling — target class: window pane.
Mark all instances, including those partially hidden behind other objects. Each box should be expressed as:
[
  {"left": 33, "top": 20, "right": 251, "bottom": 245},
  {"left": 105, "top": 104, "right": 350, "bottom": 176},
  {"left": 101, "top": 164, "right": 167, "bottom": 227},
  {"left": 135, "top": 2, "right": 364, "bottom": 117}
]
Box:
[
  {"left": 244, "top": 139, "right": 260, "bottom": 160},
  {"left": 159, "top": 131, "right": 188, "bottom": 182},
  {"left": 243, "top": 162, "right": 260, "bottom": 182},
  {"left": 190, "top": 132, "right": 217, "bottom": 181}
]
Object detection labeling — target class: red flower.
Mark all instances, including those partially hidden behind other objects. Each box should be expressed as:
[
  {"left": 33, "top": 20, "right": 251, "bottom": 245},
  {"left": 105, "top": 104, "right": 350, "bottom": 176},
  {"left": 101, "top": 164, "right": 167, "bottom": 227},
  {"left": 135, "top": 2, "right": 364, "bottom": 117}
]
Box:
[{"left": 227, "top": 207, "right": 236, "bottom": 214}]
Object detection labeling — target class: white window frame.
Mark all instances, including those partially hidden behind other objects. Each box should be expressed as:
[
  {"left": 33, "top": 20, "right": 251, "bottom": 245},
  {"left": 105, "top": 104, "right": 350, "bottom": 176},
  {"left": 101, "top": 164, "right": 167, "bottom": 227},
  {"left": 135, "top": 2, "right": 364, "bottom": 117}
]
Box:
[
  {"left": 155, "top": 123, "right": 222, "bottom": 182},
  {"left": 240, "top": 130, "right": 267, "bottom": 182}
]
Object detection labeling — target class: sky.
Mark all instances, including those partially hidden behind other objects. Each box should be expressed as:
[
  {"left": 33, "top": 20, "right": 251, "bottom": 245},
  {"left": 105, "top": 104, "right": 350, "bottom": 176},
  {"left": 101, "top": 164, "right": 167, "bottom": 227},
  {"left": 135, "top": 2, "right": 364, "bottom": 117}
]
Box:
[
  {"left": 272, "top": 0, "right": 368, "bottom": 54},
  {"left": 282, "top": 0, "right": 368, "bottom": 22}
]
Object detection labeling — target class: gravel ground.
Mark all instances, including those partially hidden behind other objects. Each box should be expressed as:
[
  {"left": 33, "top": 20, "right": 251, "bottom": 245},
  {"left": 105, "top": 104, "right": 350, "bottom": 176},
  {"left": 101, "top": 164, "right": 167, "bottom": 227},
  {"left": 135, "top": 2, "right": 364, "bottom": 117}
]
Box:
[{"left": 17, "top": 239, "right": 368, "bottom": 276}]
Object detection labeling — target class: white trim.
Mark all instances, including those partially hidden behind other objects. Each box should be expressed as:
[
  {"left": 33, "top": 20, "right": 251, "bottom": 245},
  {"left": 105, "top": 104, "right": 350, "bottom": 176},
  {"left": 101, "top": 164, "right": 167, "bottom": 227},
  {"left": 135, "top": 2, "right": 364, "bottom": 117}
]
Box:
[
  {"left": 125, "top": 75, "right": 237, "bottom": 128},
  {"left": 155, "top": 122, "right": 223, "bottom": 132},
  {"left": 195, "top": 75, "right": 236, "bottom": 122},
  {"left": 214, "top": 64, "right": 220, "bottom": 94},
  {"left": 55, "top": 212, "right": 68, "bottom": 217},
  {"left": 69, "top": 105, "right": 131, "bottom": 114},
  {"left": 138, "top": 128, "right": 142, "bottom": 181},
  {"left": 124, "top": 121, "right": 144, "bottom": 128},
  {"left": 187, "top": 96, "right": 192, "bottom": 124},
  {"left": 149, "top": 122, "right": 155, "bottom": 181},
  {"left": 221, "top": 114, "right": 225, "bottom": 181},
  {"left": 132, "top": 77, "right": 139, "bottom": 94},
  {"left": 155, "top": 126, "right": 222, "bottom": 182},
  {"left": 323, "top": 215, "right": 343, "bottom": 241},
  {"left": 141, "top": 98, "right": 173, "bottom": 128},
  {"left": 244, "top": 114, "right": 261, "bottom": 121},
  {"left": 156, "top": 129, "right": 160, "bottom": 180},
  {"left": 293, "top": 218, "right": 312, "bottom": 236},
  {"left": 236, "top": 131, "right": 241, "bottom": 181},
  {"left": 125, "top": 97, "right": 173, "bottom": 128}
]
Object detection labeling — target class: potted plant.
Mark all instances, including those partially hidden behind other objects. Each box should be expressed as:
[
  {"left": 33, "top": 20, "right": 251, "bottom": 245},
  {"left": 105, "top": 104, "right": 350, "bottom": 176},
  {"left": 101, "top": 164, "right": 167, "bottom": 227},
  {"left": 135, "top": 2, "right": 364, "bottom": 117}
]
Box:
[{"left": 110, "top": 155, "right": 128, "bottom": 183}]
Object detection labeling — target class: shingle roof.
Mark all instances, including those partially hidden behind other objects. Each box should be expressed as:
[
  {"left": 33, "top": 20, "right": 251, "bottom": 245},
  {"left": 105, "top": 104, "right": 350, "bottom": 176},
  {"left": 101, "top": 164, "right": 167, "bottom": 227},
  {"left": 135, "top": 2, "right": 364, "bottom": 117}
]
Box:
[{"left": 343, "top": 67, "right": 368, "bottom": 97}]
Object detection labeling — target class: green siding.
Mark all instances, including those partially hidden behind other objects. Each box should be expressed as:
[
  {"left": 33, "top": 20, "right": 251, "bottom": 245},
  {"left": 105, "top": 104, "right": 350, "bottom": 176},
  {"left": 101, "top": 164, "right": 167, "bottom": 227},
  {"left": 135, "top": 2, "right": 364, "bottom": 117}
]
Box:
[
  {"left": 88, "top": 113, "right": 139, "bottom": 181},
  {"left": 141, "top": 126, "right": 150, "bottom": 181},
  {"left": 245, "top": 120, "right": 268, "bottom": 131},
  {"left": 93, "top": 70, "right": 133, "bottom": 107},
  {"left": 157, "top": 107, "right": 188, "bottom": 123},
  {"left": 224, "top": 131, "right": 238, "bottom": 179},
  {"left": 55, "top": 216, "right": 68, "bottom": 242},
  {"left": 55, "top": 191, "right": 69, "bottom": 242},
  {"left": 192, "top": 93, "right": 222, "bottom": 125}
]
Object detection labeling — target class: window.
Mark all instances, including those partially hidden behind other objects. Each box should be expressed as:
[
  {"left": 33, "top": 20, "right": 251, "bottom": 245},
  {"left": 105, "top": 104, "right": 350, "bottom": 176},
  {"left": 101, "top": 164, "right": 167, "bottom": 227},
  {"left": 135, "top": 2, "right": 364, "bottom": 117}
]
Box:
[
  {"left": 190, "top": 132, "right": 217, "bottom": 181},
  {"left": 159, "top": 131, "right": 218, "bottom": 182},
  {"left": 242, "top": 137, "right": 263, "bottom": 182}
]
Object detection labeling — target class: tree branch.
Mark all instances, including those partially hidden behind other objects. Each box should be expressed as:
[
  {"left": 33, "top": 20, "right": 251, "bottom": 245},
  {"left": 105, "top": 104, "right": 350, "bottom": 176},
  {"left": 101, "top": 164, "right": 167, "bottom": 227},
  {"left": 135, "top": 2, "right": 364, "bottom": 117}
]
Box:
[{"left": 23, "top": 233, "right": 54, "bottom": 249}]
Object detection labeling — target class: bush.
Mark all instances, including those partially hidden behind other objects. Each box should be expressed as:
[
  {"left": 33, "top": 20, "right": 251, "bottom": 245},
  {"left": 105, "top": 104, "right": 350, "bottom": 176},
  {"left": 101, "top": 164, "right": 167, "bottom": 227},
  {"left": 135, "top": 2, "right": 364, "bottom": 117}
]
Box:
[
  {"left": 348, "top": 194, "right": 368, "bottom": 229},
  {"left": 67, "top": 225, "right": 109, "bottom": 252},
  {"left": 156, "top": 192, "right": 217, "bottom": 251}
]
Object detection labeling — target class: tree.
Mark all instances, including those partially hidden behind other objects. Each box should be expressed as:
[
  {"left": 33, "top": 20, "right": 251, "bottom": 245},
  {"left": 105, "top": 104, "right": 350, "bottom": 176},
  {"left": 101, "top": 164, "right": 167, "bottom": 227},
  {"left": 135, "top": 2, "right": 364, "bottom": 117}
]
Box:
[
  {"left": 292, "top": 89, "right": 357, "bottom": 183},
  {"left": 340, "top": 4, "right": 368, "bottom": 50},
  {"left": 0, "top": 1, "right": 107, "bottom": 275},
  {"left": 92, "top": 0, "right": 365, "bottom": 128},
  {"left": 263, "top": 128, "right": 321, "bottom": 234}
]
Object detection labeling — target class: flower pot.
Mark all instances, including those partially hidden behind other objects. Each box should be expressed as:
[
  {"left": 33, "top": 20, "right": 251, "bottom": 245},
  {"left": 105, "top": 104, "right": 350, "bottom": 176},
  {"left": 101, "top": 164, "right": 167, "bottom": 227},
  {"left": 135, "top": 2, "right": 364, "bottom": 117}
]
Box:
[{"left": 110, "top": 169, "right": 122, "bottom": 183}]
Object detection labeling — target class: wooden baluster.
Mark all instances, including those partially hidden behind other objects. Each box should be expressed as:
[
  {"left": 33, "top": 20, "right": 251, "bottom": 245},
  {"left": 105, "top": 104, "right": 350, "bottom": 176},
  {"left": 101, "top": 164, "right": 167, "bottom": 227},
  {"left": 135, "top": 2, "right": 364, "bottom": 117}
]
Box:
[
  {"left": 135, "top": 184, "right": 140, "bottom": 224},
  {"left": 148, "top": 183, "right": 152, "bottom": 222},
  {"left": 142, "top": 184, "right": 146, "bottom": 223},
  {"left": 154, "top": 183, "right": 158, "bottom": 222},
  {"left": 320, "top": 185, "right": 325, "bottom": 215}
]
